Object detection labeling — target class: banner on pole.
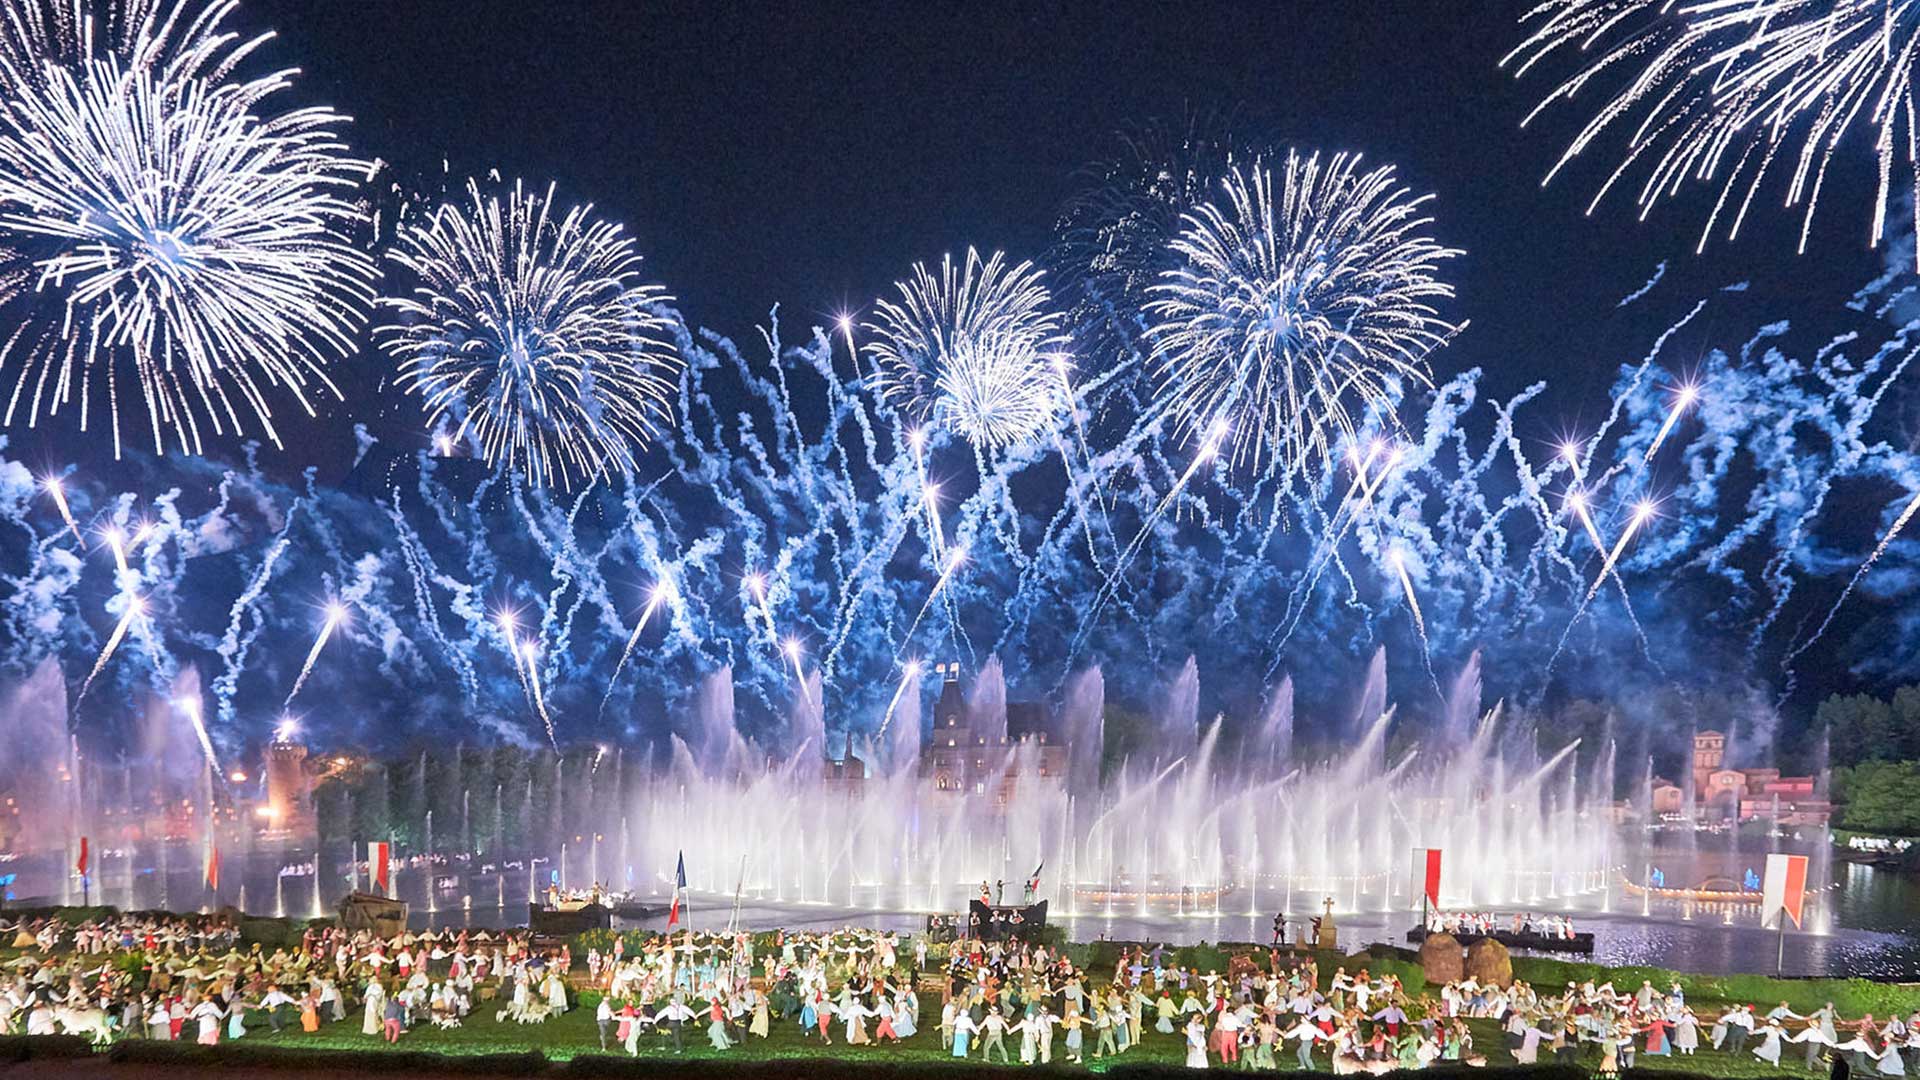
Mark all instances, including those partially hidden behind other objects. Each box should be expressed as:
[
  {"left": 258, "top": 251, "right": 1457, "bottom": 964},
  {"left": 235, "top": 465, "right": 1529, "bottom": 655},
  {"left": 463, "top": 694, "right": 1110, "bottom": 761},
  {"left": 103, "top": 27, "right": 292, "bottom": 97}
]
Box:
[
  {"left": 367, "top": 841, "right": 392, "bottom": 894},
  {"left": 1412, "top": 847, "right": 1443, "bottom": 908},
  {"left": 1761, "top": 852, "right": 1808, "bottom": 929}
]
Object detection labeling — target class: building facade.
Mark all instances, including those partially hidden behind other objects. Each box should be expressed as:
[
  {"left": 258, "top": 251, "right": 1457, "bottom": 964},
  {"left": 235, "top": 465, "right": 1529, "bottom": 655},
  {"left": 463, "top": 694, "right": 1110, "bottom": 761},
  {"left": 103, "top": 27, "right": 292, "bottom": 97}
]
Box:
[
  {"left": 920, "top": 663, "right": 1067, "bottom": 807},
  {"left": 1649, "top": 730, "right": 1830, "bottom": 826}
]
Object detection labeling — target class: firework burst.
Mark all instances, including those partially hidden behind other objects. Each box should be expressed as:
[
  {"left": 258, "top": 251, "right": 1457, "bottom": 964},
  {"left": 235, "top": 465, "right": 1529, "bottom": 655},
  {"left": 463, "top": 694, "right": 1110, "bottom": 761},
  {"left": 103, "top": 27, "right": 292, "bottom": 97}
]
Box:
[
  {"left": 1144, "top": 152, "right": 1462, "bottom": 482},
  {"left": 0, "top": 0, "right": 264, "bottom": 102},
  {"left": 378, "top": 178, "right": 683, "bottom": 489},
  {"left": 1508, "top": 0, "right": 1920, "bottom": 264},
  {"left": 863, "top": 248, "right": 1068, "bottom": 451},
  {"left": 0, "top": 60, "right": 375, "bottom": 456},
  {"left": 1050, "top": 117, "right": 1255, "bottom": 355}
]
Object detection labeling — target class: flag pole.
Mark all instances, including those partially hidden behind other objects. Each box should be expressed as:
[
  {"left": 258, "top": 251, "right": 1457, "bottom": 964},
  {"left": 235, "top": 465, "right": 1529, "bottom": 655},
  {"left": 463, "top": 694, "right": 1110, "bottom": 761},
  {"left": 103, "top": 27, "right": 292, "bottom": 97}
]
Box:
[
  {"left": 1775, "top": 915, "right": 1786, "bottom": 976},
  {"left": 727, "top": 855, "right": 747, "bottom": 933}
]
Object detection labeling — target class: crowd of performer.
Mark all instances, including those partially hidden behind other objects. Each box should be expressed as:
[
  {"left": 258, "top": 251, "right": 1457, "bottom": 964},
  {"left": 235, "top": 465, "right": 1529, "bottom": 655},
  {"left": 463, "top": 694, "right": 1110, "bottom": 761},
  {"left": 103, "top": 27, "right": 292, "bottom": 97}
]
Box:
[
  {"left": 0, "top": 911, "right": 573, "bottom": 1045},
  {"left": 1421, "top": 911, "right": 1579, "bottom": 940},
  {"left": 0, "top": 909, "right": 1914, "bottom": 1073}
]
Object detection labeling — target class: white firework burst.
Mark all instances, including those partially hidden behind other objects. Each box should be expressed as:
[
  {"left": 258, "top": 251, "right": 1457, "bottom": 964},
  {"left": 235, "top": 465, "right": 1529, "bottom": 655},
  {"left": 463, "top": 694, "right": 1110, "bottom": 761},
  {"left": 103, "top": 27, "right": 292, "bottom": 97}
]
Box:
[
  {"left": 1508, "top": 0, "right": 1920, "bottom": 264},
  {"left": 377, "top": 178, "right": 683, "bottom": 490},
  {"left": 0, "top": 60, "right": 376, "bottom": 456},
  {"left": 0, "top": 0, "right": 265, "bottom": 100},
  {"left": 863, "top": 248, "right": 1067, "bottom": 451},
  {"left": 1145, "top": 151, "right": 1462, "bottom": 479}
]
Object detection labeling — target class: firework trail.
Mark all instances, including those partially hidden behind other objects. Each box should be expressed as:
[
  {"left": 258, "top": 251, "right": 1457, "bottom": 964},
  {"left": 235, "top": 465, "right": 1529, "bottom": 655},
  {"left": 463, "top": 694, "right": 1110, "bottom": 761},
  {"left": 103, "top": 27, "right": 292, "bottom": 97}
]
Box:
[
  {"left": 378, "top": 177, "right": 682, "bottom": 489},
  {"left": 876, "top": 659, "right": 922, "bottom": 740},
  {"left": 1782, "top": 484, "right": 1920, "bottom": 695},
  {"left": 1544, "top": 498, "right": 1658, "bottom": 676},
  {"left": 494, "top": 610, "right": 543, "bottom": 731},
  {"left": 1508, "top": 0, "right": 1920, "bottom": 266},
  {"left": 174, "top": 693, "right": 220, "bottom": 775},
  {"left": 899, "top": 545, "right": 969, "bottom": 657},
  {"left": 1144, "top": 152, "right": 1463, "bottom": 483},
  {"left": 101, "top": 525, "right": 128, "bottom": 574},
  {"left": 522, "top": 640, "right": 555, "bottom": 747},
  {"left": 284, "top": 601, "right": 347, "bottom": 707},
  {"left": 1386, "top": 546, "right": 1442, "bottom": 692},
  {"left": 0, "top": 60, "right": 374, "bottom": 456},
  {"left": 1071, "top": 421, "right": 1225, "bottom": 658},
  {"left": 77, "top": 592, "right": 142, "bottom": 703},
  {"left": 780, "top": 639, "right": 815, "bottom": 711},
  {"left": 211, "top": 518, "right": 295, "bottom": 730},
  {"left": 1561, "top": 485, "right": 1659, "bottom": 659},
  {"left": 1270, "top": 439, "right": 1403, "bottom": 654},
  {"left": 41, "top": 476, "right": 80, "bottom": 541},
  {"left": 1388, "top": 548, "right": 1425, "bottom": 641},
  {"left": 601, "top": 580, "right": 674, "bottom": 714},
  {"left": 1643, "top": 383, "right": 1699, "bottom": 462}
]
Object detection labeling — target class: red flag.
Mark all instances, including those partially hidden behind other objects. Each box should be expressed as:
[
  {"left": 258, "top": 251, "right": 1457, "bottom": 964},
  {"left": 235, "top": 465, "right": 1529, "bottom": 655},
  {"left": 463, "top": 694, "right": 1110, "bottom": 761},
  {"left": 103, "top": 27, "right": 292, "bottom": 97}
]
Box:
[
  {"left": 75, "top": 837, "right": 89, "bottom": 878},
  {"left": 368, "top": 841, "right": 391, "bottom": 893},
  {"left": 1423, "top": 848, "right": 1443, "bottom": 909},
  {"left": 204, "top": 844, "right": 220, "bottom": 893}
]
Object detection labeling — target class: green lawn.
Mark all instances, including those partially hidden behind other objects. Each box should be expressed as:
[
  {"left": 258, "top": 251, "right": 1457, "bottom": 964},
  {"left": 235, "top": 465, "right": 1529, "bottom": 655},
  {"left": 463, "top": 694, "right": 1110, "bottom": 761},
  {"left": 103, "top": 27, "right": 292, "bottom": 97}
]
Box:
[{"left": 213, "top": 998, "right": 1849, "bottom": 1077}]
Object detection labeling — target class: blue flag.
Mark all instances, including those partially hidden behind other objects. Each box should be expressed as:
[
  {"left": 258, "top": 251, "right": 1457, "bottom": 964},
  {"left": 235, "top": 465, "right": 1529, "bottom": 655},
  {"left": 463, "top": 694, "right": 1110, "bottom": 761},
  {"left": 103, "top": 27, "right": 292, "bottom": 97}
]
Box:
[{"left": 668, "top": 851, "right": 686, "bottom": 927}]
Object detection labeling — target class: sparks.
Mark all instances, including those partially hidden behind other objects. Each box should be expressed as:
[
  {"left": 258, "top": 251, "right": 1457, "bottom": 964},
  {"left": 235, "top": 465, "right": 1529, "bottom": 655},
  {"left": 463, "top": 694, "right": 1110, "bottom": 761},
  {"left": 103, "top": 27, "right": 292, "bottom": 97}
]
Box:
[{"left": 899, "top": 544, "right": 970, "bottom": 654}]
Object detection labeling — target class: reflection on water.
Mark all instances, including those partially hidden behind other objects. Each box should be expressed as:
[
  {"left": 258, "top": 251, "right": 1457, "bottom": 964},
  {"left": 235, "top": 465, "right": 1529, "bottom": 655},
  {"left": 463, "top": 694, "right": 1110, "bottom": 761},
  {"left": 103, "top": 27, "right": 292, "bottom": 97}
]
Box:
[
  {"left": 387, "top": 859, "right": 1919, "bottom": 980},
  {"left": 18, "top": 840, "right": 1917, "bottom": 979}
]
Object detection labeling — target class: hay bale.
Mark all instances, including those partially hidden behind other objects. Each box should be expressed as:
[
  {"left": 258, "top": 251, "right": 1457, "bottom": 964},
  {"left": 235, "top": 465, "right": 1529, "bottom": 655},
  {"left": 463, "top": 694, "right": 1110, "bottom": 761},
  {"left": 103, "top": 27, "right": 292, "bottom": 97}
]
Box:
[
  {"left": 1464, "top": 938, "right": 1512, "bottom": 988},
  {"left": 1418, "top": 932, "right": 1464, "bottom": 985}
]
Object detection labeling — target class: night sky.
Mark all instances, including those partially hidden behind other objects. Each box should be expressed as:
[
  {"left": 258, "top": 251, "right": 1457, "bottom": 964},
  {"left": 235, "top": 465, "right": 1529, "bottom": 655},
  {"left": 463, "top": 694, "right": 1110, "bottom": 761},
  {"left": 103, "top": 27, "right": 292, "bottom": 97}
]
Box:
[
  {"left": 151, "top": 0, "right": 1878, "bottom": 479},
  {"left": 1, "top": 1, "right": 1911, "bottom": 750}
]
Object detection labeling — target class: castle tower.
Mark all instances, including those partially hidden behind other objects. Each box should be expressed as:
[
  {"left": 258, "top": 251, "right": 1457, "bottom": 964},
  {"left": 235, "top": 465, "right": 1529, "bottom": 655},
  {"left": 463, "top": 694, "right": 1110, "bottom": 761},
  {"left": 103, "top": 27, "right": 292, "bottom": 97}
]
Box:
[
  {"left": 264, "top": 738, "right": 313, "bottom": 833},
  {"left": 923, "top": 663, "right": 981, "bottom": 793},
  {"left": 1690, "top": 730, "right": 1725, "bottom": 796}
]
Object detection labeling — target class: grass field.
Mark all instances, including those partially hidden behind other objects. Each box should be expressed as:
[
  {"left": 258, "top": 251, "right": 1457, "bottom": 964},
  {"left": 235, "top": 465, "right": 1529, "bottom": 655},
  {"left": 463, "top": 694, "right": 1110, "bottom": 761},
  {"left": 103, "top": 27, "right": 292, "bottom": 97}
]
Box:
[
  {"left": 198, "top": 989, "right": 1870, "bottom": 1077},
  {"left": 4, "top": 910, "right": 1916, "bottom": 1076}
]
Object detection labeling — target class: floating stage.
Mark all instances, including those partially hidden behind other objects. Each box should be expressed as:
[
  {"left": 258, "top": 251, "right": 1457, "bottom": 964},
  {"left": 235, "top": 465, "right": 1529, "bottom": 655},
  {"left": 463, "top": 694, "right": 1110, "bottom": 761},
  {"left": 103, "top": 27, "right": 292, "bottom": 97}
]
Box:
[{"left": 1406, "top": 925, "right": 1595, "bottom": 956}]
